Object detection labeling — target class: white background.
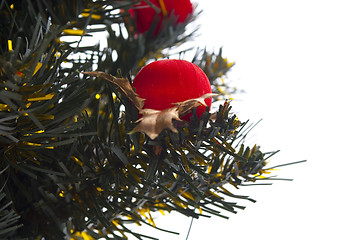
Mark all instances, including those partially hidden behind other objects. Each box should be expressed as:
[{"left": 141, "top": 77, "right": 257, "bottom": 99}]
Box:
[{"left": 129, "top": 0, "right": 359, "bottom": 239}]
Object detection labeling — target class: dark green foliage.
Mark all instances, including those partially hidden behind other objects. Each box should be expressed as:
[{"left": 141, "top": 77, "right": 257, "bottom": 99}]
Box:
[
  {"left": 0, "top": 165, "right": 23, "bottom": 239},
  {"left": 0, "top": 0, "right": 303, "bottom": 239},
  {"left": 192, "top": 47, "right": 236, "bottom": 99}
]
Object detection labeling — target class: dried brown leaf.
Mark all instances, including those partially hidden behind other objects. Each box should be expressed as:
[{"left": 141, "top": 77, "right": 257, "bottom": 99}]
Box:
[
  {"left": 174, "top": 93, "right": 218, "bottom": 117},
  {"left": 131, "top": 93, "right": 217, "bottom": 139},
  {"left": 132, "top": 107, "right": 182, "bottom": 140},
  {"left": 83, "top": 71, "right": 145, "bottom": 109}
]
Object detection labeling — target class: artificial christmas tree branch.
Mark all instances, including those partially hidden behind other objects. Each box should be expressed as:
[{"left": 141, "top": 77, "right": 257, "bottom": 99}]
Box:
[{"left": 0, "top": 0, "right": 304, "bottom": 239}]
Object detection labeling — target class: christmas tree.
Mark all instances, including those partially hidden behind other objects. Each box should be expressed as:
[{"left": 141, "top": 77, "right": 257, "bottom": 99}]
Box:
[{"left": 0, "top": 0, "right": 304, "bottom": 239}]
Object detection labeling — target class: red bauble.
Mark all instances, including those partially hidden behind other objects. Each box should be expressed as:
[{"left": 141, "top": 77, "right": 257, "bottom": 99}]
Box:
[
  {"left": 132, "top": 59, "right": 212, "bottom": 120},
  {"left": 129, "top": 0, "right": 193, "bottom": 34}
]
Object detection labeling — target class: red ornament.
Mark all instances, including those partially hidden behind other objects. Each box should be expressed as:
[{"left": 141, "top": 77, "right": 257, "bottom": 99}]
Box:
[
  {"left": 129, "top": 0, "right": 193, "bottom": 35},
  {"left": 132, "top": 59, "right": 212, "bottom": 121}
]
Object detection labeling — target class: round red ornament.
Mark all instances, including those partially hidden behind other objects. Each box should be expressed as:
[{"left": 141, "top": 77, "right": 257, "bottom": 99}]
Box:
[
  {"left": 129, "top": 0, "right": 193, "bottom": 35},
  {"left": 132, "top": 59, "right": 212, "bottom": 120}
]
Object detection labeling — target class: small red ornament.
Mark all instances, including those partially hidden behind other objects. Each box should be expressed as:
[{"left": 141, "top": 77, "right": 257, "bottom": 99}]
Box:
[
  {"left": 129, "top": 0, "right": 193, "bottom": 35},
  {"left": 132, "top": 59, "right": 212, "bottom": 121}
]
